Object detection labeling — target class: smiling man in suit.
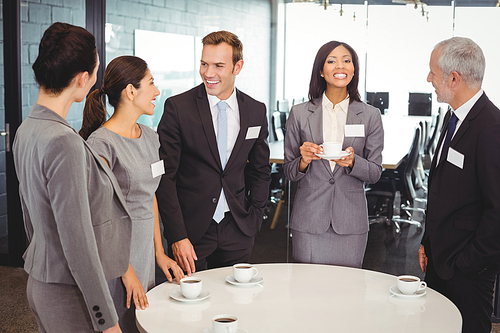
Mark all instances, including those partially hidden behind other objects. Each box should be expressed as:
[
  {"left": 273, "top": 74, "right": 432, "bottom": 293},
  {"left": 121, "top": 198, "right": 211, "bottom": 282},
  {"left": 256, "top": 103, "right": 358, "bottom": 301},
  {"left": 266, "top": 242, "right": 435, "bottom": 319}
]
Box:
[
  {"left": 418, "top": 37, "right": 500, "bottom": 333},
  {"left": 156, "top": 31, "right": 271, "bottom": 276}
]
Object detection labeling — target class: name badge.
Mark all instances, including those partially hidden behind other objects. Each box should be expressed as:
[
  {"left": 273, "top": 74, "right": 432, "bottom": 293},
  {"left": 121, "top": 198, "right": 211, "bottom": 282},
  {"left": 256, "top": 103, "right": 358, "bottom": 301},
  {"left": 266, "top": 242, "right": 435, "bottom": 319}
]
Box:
[
  {"left": 345, "top": 124, "right": 365, "bottom": 137},
  {"left": 447, "top": 147, "right": 464, "bottom": 169},
  {"left": 245, "top": 126, "right": 261, "bottom": 140},
  {"left": 151, "top": 160, "right": 165, "bottom": 178}
]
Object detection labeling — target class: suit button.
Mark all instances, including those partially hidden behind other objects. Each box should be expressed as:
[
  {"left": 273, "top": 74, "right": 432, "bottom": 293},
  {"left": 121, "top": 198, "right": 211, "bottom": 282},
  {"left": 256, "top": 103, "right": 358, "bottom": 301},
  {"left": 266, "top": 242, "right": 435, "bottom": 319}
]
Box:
[
  {"left": 329, "top": 178, "right": 335, "bottom": 184},
  {"left": 98, "top": 319, "right": 105, "bottom": 325},
  {"left": 92, "top": 306, "right": 100, "bottom": 311},
  {"left": 95, "top": 312, "right": 102, "bottom": 318},
  {"left": 212, "top": 197, "right": 217, "bottom": 204}
]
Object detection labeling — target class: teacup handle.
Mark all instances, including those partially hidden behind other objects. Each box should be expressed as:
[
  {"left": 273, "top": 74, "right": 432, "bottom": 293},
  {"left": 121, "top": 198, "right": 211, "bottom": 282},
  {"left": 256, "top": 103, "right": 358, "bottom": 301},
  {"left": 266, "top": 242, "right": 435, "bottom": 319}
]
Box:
[
  {"left": 418, "top": 281, "right": 427, "bottom": 291},
  {"left": 252, "top": 267, "right": 258, "bottom": 278}
]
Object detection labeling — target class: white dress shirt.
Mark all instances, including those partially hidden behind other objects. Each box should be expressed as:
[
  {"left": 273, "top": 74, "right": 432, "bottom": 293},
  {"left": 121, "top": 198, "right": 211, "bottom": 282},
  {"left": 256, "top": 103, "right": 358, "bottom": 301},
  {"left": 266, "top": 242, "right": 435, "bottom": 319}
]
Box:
[
  {"left": 207, "top": 89, "right": 240, "bottom": 219},
  {"left": 322, "top": 93, "right": 349, "bottom": 170},
  {"left": 436, "top": 89, "right": 483, "bottom": 164}
]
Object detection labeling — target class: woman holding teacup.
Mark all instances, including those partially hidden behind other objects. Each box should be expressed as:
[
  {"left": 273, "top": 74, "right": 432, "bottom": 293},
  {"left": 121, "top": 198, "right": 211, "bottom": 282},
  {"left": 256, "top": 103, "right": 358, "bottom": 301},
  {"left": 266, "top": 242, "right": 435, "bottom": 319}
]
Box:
[
  {"left": 80, "top": 55, "right": 184, "bottom": 332},
  {"left": 283, "top": 41, "right": 384, "bottom": 268}
]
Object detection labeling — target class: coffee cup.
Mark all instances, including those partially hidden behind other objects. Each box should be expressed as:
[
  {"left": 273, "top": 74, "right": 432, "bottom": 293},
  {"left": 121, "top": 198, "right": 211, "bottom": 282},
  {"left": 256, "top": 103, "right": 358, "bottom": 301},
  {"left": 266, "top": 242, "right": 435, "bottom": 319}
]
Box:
[
  {"left": 233, "top": 263, "right": 258, "bottom": 283},
  {"left": 320, "top": 142, "right": 342, "bottom": 156},
  {"left": 397, "top": 275, "right": 427, "bottom": 295},
  {"left": 180, "top": 277, "right": 202, "bottom": 299},
  {"left": 212, "top": 314, "right": 238, "bottom": 333}
]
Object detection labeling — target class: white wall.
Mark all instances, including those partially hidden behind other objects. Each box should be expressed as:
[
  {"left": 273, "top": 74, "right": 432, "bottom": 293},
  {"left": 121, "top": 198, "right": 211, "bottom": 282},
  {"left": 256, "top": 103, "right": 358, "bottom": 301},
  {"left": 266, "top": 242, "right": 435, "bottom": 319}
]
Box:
[
  {"left": 285, "top": 3, "right": 500, "bottom": 115},
  {"left": 454, "top": 7, "right": 500, "bottom": 107}
]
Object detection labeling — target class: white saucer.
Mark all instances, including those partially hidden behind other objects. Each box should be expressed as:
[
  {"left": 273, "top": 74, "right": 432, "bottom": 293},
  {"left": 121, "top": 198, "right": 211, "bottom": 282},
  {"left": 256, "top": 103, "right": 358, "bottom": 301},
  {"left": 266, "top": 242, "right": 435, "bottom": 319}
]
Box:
[
  {"left": 202, "top": 329, "right": 247, "bottom": 333},
  {"left": 226, "top": 274, "right": 264, "bottom": 287},
  {"left": 169, "top": 289, "right": 210, "bottom": 303},
  {"left": 315, "top": 151, "right": 351, "bottom": 160},
  {"left": 390, "top": 285, "right": 426, "bottom": 299}
]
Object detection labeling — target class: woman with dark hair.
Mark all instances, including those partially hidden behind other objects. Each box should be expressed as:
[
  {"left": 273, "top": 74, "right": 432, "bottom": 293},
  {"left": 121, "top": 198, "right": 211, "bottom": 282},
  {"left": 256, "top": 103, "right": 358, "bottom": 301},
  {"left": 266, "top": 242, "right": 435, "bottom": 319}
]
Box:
[
  {"left": 283, "top": 41, "right": 384, "bottom": 268},
  {"left": 13, "top": 22, "right": 132, "bottom": 332},
  {"left": 81, "top": 55, "right": 184, "bottom": 332}
]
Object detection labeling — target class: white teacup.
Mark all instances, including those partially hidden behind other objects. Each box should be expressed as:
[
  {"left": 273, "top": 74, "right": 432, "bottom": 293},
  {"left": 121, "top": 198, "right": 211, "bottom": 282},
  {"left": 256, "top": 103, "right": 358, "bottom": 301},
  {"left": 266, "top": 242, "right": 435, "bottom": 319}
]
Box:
[
  {"left": 397, "top": 275, "right": 427, "bottom": 295},
  {"left": 212, "top": 314, "right": 238, "bottom": 333},
  {"left": 233, "top": 263, "right": 258, "bottom": 283},
  {"left": 320, "top": 142, "right": 342, "bottom": 156},
  {"left": 180, "top": 277, "right": 202, "bottom": 299}
]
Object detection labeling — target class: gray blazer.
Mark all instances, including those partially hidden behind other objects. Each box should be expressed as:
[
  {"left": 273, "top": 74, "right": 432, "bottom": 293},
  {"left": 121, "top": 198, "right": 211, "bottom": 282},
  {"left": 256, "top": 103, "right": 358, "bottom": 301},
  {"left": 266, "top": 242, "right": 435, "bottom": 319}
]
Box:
[
  {"left": 283, "top": 98, "right": 384, "bottom": 235},
  {"left": 13, "top": 104, "right": 132, "bottom": 331}
]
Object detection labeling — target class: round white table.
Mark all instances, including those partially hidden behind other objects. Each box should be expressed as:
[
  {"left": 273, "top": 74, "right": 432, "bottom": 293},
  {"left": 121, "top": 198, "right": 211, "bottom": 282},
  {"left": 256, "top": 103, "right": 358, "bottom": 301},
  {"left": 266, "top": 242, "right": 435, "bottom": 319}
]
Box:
[{"left": 136, "top": 263, "right": 462, "bottom": 333}]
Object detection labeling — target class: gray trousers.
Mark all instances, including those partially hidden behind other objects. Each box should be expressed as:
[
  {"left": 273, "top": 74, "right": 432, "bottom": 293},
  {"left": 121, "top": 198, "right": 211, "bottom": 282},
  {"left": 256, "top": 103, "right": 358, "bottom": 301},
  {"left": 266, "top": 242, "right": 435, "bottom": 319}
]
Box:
[
  {"left": 292, "top": 226, "right": 368, "bottom": 268},
  {"left": 27, "top": 275, "right": 96, "bottom": 333}
]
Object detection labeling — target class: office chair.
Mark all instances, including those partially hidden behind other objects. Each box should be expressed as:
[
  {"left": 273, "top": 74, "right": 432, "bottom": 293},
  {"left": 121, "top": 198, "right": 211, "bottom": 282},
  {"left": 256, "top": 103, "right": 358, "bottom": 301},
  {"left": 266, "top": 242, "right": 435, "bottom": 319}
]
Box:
[
  {"left": 292, "top": 97, "right": 305, "bottom": 106},
  {"left": 277, "top": 99, "right": 290, "bottom": 112},
  {"left": 366, "top": 127, "right": 425, "bottom": 233},
  {"left": 413, "top": 121, "right": 427, "bottom": 190},
  {"left": 423, "top": 111, "right": 441, "bottom": 170}
]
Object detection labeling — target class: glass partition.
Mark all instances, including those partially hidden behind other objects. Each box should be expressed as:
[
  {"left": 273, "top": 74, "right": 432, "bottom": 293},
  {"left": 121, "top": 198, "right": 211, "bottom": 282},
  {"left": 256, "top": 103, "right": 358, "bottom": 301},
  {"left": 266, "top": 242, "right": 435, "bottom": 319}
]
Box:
[
  {"left": 0, "top": 0, "right": 6, "bottom": 257},
  {"left": 285, "top": 3, "right": 367, "bottom": 103},
  {"left": 365, "top": 5, "right": 453, "bottom": 116},
  {"left": 106, "top": 0, "right": 272, "bottom": 129}
]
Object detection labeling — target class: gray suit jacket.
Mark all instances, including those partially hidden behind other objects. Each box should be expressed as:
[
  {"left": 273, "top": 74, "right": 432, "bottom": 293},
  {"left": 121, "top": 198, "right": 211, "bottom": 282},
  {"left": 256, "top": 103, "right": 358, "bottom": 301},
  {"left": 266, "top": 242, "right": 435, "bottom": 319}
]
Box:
[
  {"left": 283, "top": 99, "right": 384, "bottom": 235},
  {"left": 13, "top": 104, "right": 132, "bottom": 331}
]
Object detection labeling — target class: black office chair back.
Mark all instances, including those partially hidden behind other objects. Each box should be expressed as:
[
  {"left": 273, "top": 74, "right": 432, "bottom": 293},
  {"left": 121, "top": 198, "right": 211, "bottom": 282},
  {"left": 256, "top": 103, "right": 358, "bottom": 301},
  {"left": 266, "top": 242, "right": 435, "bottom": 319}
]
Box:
[
  {"left": 425, "top": 111, "right": 441, "bottom": 156},
  {"left": 272, "top": 111, "right": 287, "bottom": 141},
  {"left": 402, "top": 127, "right": 421, "bottom": 204},
  {"left": 418, "top": 121, "right": 426, "bottom": 154}
]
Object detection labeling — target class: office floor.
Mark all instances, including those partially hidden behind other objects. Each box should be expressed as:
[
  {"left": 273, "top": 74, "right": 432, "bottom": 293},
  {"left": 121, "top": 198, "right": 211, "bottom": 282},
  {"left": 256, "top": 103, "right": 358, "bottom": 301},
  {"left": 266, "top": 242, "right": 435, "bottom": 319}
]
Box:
[{"left": 1, "top": 193, "right": 499, "bottom": 332}]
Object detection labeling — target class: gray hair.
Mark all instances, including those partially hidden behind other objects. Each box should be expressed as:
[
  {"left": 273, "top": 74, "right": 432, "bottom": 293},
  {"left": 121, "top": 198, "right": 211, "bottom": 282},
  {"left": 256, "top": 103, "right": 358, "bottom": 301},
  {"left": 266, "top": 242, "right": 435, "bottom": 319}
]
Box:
[{"left": 435, "top": 37, "right": 485, "bottom": 88}]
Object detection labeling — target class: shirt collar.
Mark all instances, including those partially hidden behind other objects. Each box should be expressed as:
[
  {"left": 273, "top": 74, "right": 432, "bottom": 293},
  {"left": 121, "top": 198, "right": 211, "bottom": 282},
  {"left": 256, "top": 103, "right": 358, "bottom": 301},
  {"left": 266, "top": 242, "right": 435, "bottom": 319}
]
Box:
[
  {"left": 452, "top": 89, "right": 483, "bottom": 122},
  {"left": 207, "top": 88, "right": 238, "bottom": 112},
  {"left": 322, "top": 92, "right": 349, "bottom": 114}
]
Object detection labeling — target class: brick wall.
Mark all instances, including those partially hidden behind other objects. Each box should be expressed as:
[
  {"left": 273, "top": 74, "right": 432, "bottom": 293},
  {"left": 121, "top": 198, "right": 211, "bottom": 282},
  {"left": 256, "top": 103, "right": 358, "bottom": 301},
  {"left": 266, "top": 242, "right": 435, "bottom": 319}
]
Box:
[
  {"left": 106, "top": 0, "right": 272, "bottom": 113},
  {"left": 20, "top": 0, "right": 86, "bottom": 129}
]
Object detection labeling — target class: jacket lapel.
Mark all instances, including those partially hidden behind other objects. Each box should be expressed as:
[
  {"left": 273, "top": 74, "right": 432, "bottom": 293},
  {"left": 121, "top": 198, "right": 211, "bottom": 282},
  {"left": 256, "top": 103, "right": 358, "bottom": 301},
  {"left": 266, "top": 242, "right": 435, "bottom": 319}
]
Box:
[
  {"left": 226, "top": 89, "right": 248, "bottom": 170},
  {"left": 195, "top": 85, "right": 222, "bottom": 170},
  {"left": 429, "top": 109, "right": 451, "bottom": 181},
  {"left": 81, "top": 139, "right": 131, "bottom": 215},
  {"left": 343, "top": 101, "right": 364, "bottom": 149},
  {"left": 332, "top": 100, "right": 363, "bottom": 176},
  {"left": 448, "top": 93, "right": 487, "bottom": 149},
  {"left": 306, "top": 98, "right": 333, "bottom": 176}
]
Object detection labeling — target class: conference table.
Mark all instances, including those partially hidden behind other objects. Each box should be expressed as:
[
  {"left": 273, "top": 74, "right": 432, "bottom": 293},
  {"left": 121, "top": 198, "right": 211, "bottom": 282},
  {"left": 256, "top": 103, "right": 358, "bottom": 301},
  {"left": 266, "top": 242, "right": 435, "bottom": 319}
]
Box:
[{"left": 136, "top": 263, "right": 462, "bottom": 333}]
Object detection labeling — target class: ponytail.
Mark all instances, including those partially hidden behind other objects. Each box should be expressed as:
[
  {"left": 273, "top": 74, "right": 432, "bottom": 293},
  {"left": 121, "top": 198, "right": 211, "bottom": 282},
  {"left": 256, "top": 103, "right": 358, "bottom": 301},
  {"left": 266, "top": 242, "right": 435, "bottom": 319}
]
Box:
[
  {"left": 79, "top": 55, "right": 148, "bottom": 140},
  {"left": 80, "top": 88, "right": 107, "bottom": 140}
]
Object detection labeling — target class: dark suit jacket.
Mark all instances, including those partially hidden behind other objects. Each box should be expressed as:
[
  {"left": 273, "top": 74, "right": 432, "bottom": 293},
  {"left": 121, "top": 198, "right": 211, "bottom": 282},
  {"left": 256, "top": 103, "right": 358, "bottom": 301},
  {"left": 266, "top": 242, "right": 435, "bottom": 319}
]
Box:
[
  {"left": 422, "top": 92, "right": 500, "bottom": 280},
  {"left": 156, "top": 84, "right": 271, "bottom": 247}
]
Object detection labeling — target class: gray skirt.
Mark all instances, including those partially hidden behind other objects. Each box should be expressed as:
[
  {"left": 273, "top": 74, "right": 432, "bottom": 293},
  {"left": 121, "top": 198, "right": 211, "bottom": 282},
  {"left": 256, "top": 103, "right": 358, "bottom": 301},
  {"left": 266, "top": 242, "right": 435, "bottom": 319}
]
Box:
[
  {"left": 292, "top": 226, "right": 368, "bottom": 268},
  {"left": 27, "top": 275, "right": 95, "bottom": 333}
]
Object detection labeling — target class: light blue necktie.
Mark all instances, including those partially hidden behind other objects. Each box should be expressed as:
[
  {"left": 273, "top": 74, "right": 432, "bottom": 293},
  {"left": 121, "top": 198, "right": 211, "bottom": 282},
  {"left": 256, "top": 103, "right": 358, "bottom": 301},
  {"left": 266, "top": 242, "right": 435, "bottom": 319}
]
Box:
[{"left": 213, "top": 101, "right": 227, "bottom": 222}]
